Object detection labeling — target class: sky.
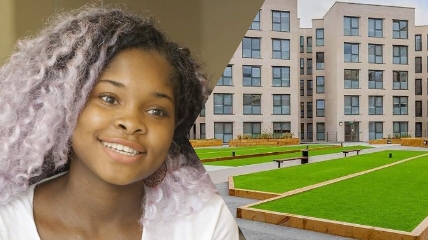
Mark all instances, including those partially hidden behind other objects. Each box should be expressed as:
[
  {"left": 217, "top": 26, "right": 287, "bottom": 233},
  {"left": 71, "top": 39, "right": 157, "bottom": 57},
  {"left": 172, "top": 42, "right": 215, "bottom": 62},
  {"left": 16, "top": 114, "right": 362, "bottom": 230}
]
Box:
[{"left": 298, "top": 0, "right": 428, "bottom": 28}]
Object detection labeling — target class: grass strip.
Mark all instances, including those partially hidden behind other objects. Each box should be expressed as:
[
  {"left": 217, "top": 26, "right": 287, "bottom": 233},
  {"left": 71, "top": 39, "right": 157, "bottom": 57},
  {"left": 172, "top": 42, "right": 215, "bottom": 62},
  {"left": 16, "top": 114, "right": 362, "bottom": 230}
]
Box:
[
  {"left": 252, "top": 153, "right": 428, "bottom": 231},
  {"left": 233, "top": 150, "right": 424, "bottom": 193},
  {"left": 196, "top": 144, "right": 332, "bottom": 159},
  {"left": 205, "top": 145, "right": 372, "bottom": 167}
]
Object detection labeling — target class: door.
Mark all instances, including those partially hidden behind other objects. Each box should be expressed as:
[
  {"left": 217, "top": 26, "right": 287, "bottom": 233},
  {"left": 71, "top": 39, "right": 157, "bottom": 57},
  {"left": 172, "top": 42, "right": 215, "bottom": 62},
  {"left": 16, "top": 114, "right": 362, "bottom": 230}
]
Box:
[{"left": 344, "top": 121, "right": 359, "bottom": 142}]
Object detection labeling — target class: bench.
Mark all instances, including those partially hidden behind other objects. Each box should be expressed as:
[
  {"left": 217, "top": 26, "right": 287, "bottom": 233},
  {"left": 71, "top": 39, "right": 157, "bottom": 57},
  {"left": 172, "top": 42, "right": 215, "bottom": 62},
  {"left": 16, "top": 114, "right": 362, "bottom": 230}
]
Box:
[
  {"left": 273, "top": 157, "right": 308, "bottom": 168},
  {"left": 342, "top": 149, "right": 361, "bottom": 157}
]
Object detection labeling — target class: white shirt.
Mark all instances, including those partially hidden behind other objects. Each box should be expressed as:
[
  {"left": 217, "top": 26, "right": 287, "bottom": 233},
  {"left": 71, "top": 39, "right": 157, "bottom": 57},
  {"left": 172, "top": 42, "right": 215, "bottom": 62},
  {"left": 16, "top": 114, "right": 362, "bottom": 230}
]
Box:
[{"left": 0, "top": 180, "right": 238, "bottom": 239}]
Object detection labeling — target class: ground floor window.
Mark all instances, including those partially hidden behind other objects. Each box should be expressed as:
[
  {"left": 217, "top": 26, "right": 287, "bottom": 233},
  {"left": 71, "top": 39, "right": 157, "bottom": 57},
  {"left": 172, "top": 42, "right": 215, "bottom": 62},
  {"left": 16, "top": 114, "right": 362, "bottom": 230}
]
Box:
[{"left": 214, "top": 122, "right": 233, "bottom": 143}]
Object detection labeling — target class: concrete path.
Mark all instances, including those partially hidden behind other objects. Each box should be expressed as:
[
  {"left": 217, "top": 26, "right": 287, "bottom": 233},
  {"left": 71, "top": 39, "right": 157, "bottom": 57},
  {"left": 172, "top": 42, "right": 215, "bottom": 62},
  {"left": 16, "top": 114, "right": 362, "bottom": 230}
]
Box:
[{"left": 205, "top": 144, "right": 428, "bottom": 240}]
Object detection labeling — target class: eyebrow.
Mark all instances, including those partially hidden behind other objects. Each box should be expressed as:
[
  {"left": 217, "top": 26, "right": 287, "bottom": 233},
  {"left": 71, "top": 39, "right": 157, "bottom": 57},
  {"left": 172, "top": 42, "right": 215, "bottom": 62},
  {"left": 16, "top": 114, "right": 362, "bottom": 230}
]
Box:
[
  {"left": 98, "top": 79, "right": 126, "bottom": 88},
  {"left": 152, "top": 92, "right": 174, "bottom": 103}
]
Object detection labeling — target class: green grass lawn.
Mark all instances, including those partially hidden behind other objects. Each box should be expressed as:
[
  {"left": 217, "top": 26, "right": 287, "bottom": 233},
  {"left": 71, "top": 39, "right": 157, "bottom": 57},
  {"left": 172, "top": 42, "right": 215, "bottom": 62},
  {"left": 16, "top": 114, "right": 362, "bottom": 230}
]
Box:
[
  {"left": 195, "top": 144, "right": 332, "bottom": 159},
  {"left": 252, "top": 153, "right": 428, "bottom": 232},
  {"left": 204, "top": 145, "right": 372, "bottom": 167}
]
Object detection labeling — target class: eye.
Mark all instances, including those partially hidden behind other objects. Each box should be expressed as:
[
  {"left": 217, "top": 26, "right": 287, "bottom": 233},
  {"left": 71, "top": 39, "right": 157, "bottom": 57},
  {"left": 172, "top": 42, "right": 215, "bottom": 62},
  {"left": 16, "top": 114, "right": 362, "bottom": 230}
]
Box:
[
  {"left": 100, "top": 95, "right": 118, "bottom": 104},
  {"left": 147, "top": 109, "right": 166, "bottom": 116}
]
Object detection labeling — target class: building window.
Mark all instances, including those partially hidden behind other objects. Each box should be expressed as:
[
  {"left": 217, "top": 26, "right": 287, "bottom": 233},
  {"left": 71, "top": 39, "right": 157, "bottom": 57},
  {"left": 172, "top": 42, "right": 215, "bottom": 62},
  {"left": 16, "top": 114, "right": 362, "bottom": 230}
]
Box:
[
  {"left": 369, "top": 122, "right": 383, "bottom": 140},
  {"left": 393, "top": 71, "right": 408, "bottom": 90},
  {"left": 307, "top": 102, "right": 313, "bottom": 118},
  {"left": 243, "top": 66, "right": 261, "bottom": 86},
  {"left": 316, "top": 28, "right": 324, "bottom": 46},
  {"left": 272, "top": 11, "right": 290, "bottom": 32},
  {"left": 368, "top": 44, "right": 383, "bottom": 64},
  {"left": 307, "top": 37, "right": 312, "bottom": 53},
  {"left": 316, "top": 99, "right": 325, "bottom": 117},
  {"left": 416, "top": 101, "right": 422, "bottom": 117},
  {"left": 316, "top": 123, "right": 325, "bottom": 140},
  {"left": 393, "top": 45, "right": 408, "bottom": 64},
  {"left": 200, "top": 104, "right": 205, "bottom": 117},
  {"left": 316, "top": 52, "right": 325, "bottom": 70},
  {"left": 243, "top": 122, "right": 261, "bottom": 138},
  {"left": 416, "top": 57, "right": 422, "bottom": 73},
  {"left": 344, "top": 69, "right": 359, "bottom": 89},
  {"left": 242, "top": 37, "right": 261, "bottom": 58},
  {"left": 344, "top": 95, "right": 359, "bottom": 115},
  {"left": 316, "top": 76, "right": 325, "bottom": 93},
  {"left": 307, "top": 80, "right": 313, "bottom": 96},
  {"left": 300, "top": 123, "right": 305, "bottom": 140},
  {"left": 213, "top": 93, "right": 233, "bottom": 114},
  {"left": 416, "top": 122, "right": 423, "bottom": 137},
  {"left": 344, "top": 43, "right": 359, "bottom": 62},
  {"left": 368, "top": 70, "right": 383, "bottom": 89},
  {"left": 214, "top": 122, "right": 233, "bottom": 143},
  {"left": 250, "top": 10, "right": 260, "bottom": 30},
  {"left": 344, "top": 16, "right": 359, "bottom": 36},
  {"left": 368, "top": 18, "right": 383, "bottom": 37},
  {"left": 393, "top": 20, "right": 408, "bottom": 39},
  {"left": 307, "top": 58, "right": 313, "bottom": 75},
  {"left": 368, "top": 96, "right": 383, "bottom": 115},
  {"left": 272, "top": 66, "right": 290, "bottom": 87},
  {"left": 300, "top": 36, "right": 304, "bottom": 53},
  {"left": 416, "top": 34, "right": 422, "bottom": 51},
  {"left": 393, "top": 96, "right": 408, "bottom": 115},
  {"left": 273, "top": 122, "right": 291, "bottom": 135},
  {"left": 217, "top": 65, "right": 232, "bottom": 86},
  {"left": 300, "top": 58, "right": 304, "bottom": 75},
  {"left": 307, "top": 123, "right": 313, "bottom": 140},
  {"left": 272, "top": 94, "right": 290, "bottom": 115},
  {"left": 243, "top": 94, "right": 261, "bottom": 115},
  {"left": 300, "top": 102, "right": 304, "bottom": 118},
  {"left": 300, "top": 80, "right": 304, "bottom": 96},
  {"left": 416, "top": 79, "right": 422, "bottom": 95},
  {"left": 272, "top": 39, "right": 290, "bottom": 60},
  {"left": 393, "top": 121, "right": 408, "bottom": 137},
  {"left": 200, "top": 123, "right": 206, "bottom": 139}
]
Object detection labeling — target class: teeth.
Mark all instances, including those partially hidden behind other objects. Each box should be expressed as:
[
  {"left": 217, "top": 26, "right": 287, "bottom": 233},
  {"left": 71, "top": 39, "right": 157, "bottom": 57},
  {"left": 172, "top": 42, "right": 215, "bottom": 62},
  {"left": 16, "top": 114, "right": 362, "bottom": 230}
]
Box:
[{"left": 101, "top": 141, "right": 140, "bottom": 155}]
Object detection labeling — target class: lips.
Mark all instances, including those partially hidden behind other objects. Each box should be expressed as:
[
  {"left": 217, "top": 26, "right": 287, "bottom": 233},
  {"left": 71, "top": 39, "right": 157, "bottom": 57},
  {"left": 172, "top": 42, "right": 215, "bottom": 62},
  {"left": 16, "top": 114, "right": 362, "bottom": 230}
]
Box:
[{"left": 98, "top": 137, "right": 146, "bottom": 164}]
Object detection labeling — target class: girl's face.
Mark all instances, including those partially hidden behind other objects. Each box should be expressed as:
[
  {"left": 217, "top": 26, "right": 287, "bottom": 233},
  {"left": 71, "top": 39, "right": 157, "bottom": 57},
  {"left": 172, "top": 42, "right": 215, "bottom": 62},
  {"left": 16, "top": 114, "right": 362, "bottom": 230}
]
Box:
[{"left": 70, "top": 48, "right": 176, "bottom": 185}]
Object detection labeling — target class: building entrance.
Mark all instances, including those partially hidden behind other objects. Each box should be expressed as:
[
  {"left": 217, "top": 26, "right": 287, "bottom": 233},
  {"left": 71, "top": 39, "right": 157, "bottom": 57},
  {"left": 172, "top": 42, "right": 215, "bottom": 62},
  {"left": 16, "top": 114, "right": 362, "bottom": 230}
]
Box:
[{"left": 344, "top": 121, "right": 359, "bottom": 142}]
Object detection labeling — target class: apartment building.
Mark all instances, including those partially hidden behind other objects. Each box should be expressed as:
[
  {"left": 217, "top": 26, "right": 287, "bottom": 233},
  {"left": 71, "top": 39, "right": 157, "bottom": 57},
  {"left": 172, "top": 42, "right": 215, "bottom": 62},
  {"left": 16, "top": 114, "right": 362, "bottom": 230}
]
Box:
[{"left": 192, "top": 0, "right": 424, "bottom": 143}]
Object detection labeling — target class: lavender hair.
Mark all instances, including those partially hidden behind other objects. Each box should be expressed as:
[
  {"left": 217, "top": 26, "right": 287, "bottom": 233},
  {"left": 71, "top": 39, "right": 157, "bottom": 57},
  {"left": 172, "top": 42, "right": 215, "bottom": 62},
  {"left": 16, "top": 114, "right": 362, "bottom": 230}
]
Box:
[{"left": 0, "top": 5, "right": 216, "bottom": 230}]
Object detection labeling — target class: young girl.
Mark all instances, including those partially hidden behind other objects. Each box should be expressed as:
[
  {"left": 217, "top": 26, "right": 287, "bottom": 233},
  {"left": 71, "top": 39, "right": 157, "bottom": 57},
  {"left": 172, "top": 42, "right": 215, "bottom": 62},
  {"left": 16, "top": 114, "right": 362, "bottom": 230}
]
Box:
[{"left": 0, "top": 6, "right": 238, "bottom": 240}]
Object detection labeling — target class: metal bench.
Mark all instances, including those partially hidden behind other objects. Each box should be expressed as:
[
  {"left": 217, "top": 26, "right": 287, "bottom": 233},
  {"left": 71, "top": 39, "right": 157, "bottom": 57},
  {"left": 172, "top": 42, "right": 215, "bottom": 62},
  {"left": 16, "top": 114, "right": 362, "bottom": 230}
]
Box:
[
  {"left": 273, "top": 157, "right": 308, "bottom": 168},
  {"left": 342, "top": 149, "right": 361, "bottom": 157}
]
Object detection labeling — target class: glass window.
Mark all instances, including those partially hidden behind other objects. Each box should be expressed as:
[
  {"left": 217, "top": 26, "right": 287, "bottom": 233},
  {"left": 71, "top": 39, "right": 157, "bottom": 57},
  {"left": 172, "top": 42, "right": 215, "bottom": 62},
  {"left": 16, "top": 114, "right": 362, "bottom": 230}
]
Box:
[
  {"left": 416, "top": 122, "right": 423, "bottom": 137},
  {"left": 300, "top": 58, "right": 304, "bottom": 75},
  {"left": 393, "top": 71, "right": 408, "bottom": 90},
  {"left": 368, "top": 44, "right": 383, "bottom": 64},
  {"left": 243, "top": 66, "right": 261, "bottom": 86},
  {"left": 393, "top": 121, "right": 408, "bottom": 137},
  {"left": 243, "top": 122, "right": 261, "bottom": 138},
  {"left": 393, "top": 96, "right": 408, "bottom": 115},
  {"left": 200, "top": 123, "right": 206, "bottom": 139},
  {"left": 316, "top": 76, "right": 325, "bottom": 93},
  {"left": 369, "top": 122, "right": 383, "bottom": 140},
  {"left": 416, "top": 79, "right": 422, "bottom": 95},
  {"left": 416, "top": 57, "right": 422, "bottom": 73},
  {"left": 307, "top": 123, "right": 313, "bottom": 140},
  {"left": 416, "top": 101, "right": 422, "bottom": 117},
  {"left": 416, "top": 34, "right": 422, "bottom": 51},
  {"left": 300, "top": 36, "right": 304, "bottom": 53},
  {"left": 316, "top": 28, "right": 324, "bottom": 46},
  {"left": 214, "top": 122, "right": 233, "bottom": 143},
  {"left": 368, "top": 70, "right": 383, "bottom": 89},
  {"left": 344, "top": 95, "right": 359, "bottom": 115},
  {"left": 243, "top": 94, "right": 261, "bottom": 115},
  {"left": 300, "top": 123, "right": 305, "bottom": 140},
  {"left": 200, "top": 104, "right": 205, "bottom": 117},
  {"left": 368, "top": 96, "right": 383, "bottom": 115},
  {"left": 307, "top": 80, "right": 313, "bottom": 96},
  {"left": 250, "top": 10, "right": 260, "bottom": 30},
  {"left": 213, "top": 93, "right": 233, "bottom": 114},
  {"left": 316, "top": 123, "right": 325, "bottom": 140},
  {"left": 344, "top": 16, "right": 359, "bottom": 36},
  {"left": 300, "top": 80, "right": 304, "bottom": 96},
  {"left": 217, "top": 65, "right": 232, "bottom": 86},
  {"left": 307, "top": 102, "right": 313, "bottom": 118},
  {"left": 272, "top": 39, "right": 290, "bottom": 59},
  {"left": 272, "top": 11, "right": 290, "bottom": 32},
  {"left": 300, "top": 102, "right": 304, "bottom": 118},
  {"left": 316, "top": 99, "right": 325, "bottom": 117},
  {"left": 242, "top": 37, "right": 261, "bottom": 58},
  {"left": 307, "top": 58, "right": 312, "bottom": 75},
  {"left": 344, "top": 43, "right": 359, "bottom": 62},
  {"left": 316, "top": 52, "right": 324, "bottom": 70},
  {"left": 368, "top": 18, "right": 383, "bottom": 37},
  {"left": 272, "top": 66, "right": 290, "bottom": 87},
  {"left": 272, "top": 94, "right": 290, "bottom": 115},
  {"left": 273, "top": 122, "right": 291, "bottom": 138},
  {"left": 393, "top": 45, "right": 408, "bottom": 64},
  {"left": 307, "top": 37, "right": 312, "bottom": 53},
  {"left": 344, "top": 69, "right": 359, "bottom": 89},
  {"left": 393, "top": 20, "right": 408, "bottom": 39}
]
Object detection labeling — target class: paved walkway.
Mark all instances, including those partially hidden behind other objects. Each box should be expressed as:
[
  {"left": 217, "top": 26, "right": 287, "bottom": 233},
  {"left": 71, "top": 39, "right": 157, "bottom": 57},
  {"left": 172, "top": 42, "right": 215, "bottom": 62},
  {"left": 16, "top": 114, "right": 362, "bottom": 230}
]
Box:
[{"left": 205, "top": 144, "right": 428, "bottom": 240}]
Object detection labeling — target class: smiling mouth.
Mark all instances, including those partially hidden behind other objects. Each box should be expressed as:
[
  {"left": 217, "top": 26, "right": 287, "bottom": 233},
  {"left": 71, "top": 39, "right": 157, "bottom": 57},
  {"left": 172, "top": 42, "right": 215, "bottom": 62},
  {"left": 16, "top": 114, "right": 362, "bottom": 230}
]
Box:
[{"left": 100, "top": 140, "right": 143, "bottom": 156}]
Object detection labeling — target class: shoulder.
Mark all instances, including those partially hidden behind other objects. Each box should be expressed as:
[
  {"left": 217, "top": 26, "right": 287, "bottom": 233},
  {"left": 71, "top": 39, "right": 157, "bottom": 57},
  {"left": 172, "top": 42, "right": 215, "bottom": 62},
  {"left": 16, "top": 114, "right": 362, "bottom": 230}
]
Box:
[{"left": 0, "top": 185, "right": 40, "bottom": 239}]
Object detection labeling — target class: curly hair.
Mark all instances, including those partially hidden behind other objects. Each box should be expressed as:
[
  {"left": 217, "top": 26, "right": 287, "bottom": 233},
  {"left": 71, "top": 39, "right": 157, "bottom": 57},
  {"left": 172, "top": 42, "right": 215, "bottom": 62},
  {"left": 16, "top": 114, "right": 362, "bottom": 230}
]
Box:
[{"left": 0, "top": 5, "right": 216, "bottom": 231}]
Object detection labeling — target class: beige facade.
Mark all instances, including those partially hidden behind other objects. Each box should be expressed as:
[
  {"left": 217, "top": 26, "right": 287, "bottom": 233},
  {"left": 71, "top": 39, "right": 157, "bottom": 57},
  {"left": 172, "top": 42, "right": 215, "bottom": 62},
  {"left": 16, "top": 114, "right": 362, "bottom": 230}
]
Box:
[{"left": 192, "top": 0, "right": 423, "bottom": 143}]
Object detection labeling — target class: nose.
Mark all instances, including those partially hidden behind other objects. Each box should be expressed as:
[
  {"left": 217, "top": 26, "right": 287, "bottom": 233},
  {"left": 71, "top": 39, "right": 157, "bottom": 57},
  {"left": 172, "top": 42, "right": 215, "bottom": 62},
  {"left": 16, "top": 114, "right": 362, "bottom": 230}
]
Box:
[{"left": 114, "top": 108, "right": 147, "bottom": 135}]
